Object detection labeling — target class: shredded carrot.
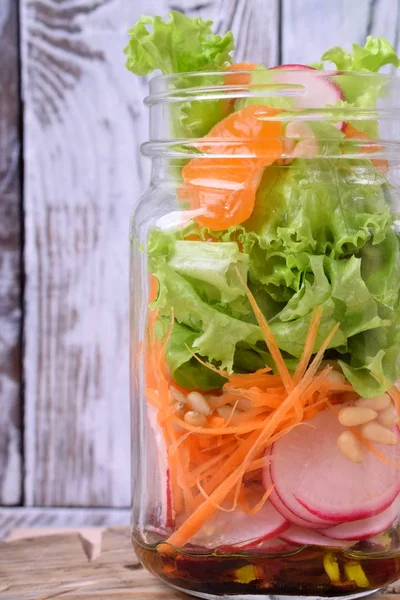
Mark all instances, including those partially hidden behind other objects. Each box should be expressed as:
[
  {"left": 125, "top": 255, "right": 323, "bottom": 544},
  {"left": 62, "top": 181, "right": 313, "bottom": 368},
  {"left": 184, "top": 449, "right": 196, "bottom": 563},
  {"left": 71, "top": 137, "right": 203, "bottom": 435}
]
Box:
[
  {"left": 236, "top": 268, "right": 294, "bottom": 394},
  {"left": 145, "top": 288, "right": 349, "bottom": 553},
  {"left": 388, "top": 386, "right": 400, "bottom": 423},
  {"left": 243, "top": 483, "right": 275, "bottom": 515},
  {"left": 293, "top": 306, "right": 323, "bottom": 384},
  {"left": 208, "top": 415, "right": 226, "bottom": 428}
]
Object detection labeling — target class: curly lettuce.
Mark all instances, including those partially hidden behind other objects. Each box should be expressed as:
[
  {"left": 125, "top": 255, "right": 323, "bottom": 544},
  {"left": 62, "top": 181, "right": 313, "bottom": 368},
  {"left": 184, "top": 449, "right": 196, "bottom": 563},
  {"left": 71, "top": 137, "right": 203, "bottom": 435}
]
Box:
[
  {"left": 317, "top": 36, "right": 400, "bottom": 76},
  {"left": 244, "top": 158, "right": 390, "bottom": 258},
  {"left": 125, "top": 12, "right": 234, "bottom": 76},
  {"left": 148, "top": 215, "right": 400, "bottom": 395},
  {"left": 125, "top": 12, "right": 235, "bottom": 138},
  {"left": 314, "top": 36, "right": 400, "bottom": 137}
]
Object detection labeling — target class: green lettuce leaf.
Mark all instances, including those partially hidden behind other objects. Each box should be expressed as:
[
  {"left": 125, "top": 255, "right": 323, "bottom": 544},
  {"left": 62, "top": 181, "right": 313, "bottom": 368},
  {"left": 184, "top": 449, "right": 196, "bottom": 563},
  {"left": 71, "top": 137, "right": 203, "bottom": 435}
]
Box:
[
  {"left": 165, "top": 321, "right": 225, "bottom": 390},
  {"left": 315, "top": 37, "right": 400, "bottom": 136},
  {"left": 125, "top": 12, "right": 235, "bottom": 138},
  {"left": 244, "top": 158, "right": 390, "bottom": 257},
  {"left": 320, "top": 36, "right": 400, "bottom": 74},
  {"left": 361, "top": 228, "right": 400, "bottom": 309},
  {"left": 151, "top": 261, "right": 261, "bottom": 371},
  {"left": 167, "top": 240, "right": 248, "bottom": 303},
  {"left": 339, "top": 306, "right": 400, "bottom": 397},
  {"left": 267, "top": 254, "right": 387, "bottom": 358},
  {"left": 312, "top": 37, "right": 400, "bottom": 142},
  {"left": 125, "top": 12, "right": 234, "bottom": 76}
]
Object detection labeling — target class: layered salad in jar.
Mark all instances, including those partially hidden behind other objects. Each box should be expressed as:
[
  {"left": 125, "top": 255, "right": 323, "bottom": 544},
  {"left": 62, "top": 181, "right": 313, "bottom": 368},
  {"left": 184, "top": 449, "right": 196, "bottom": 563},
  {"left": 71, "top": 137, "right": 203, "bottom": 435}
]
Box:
[{"left": 126, "top": 13, "right": 400, "bottom": 597}]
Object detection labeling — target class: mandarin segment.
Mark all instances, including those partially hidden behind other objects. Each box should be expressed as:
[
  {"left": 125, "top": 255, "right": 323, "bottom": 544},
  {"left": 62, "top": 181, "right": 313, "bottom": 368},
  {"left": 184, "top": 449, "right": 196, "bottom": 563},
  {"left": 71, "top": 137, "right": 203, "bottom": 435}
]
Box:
[{"left": 180, "top": 105, "right": 283, "bottom": 229}]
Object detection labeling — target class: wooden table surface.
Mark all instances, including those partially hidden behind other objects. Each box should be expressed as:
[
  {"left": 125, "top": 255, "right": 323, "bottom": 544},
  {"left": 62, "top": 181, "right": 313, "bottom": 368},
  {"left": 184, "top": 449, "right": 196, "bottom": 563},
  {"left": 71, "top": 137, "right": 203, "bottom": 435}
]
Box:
[{"left": 0, "top": 527, "right": 399, "bottom": 600}]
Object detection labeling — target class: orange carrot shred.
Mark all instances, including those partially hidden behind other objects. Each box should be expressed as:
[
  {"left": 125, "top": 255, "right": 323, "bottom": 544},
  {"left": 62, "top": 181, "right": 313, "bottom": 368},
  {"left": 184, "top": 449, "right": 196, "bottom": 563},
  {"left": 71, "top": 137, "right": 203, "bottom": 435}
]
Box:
[
  {"left": 293, "top": 306, "right": 323, "bottom": 384},
  {"left": 145, "top": 285, "right": 348, "bottom": 553},
  {"left": 236, "top": 268, "right": 294, "bottom": 394}
]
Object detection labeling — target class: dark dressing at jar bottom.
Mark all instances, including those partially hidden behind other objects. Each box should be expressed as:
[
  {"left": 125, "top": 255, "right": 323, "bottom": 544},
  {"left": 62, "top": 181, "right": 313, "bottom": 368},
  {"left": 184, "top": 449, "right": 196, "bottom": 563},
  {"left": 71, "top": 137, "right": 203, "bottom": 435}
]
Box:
[{"left": 133, "top": 537, "right": 400, "bottom": 599}]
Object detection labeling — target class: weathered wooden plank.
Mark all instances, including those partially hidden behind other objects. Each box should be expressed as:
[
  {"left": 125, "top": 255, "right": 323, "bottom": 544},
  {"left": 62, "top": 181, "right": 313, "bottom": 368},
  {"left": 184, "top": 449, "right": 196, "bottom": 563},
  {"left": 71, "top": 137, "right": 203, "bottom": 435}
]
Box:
[
  {"left": 0, "top": 0, "right": 23, "bottom": 506},
  {"left": 1, "top": 527, "right": 399, "bottom": 599},
  {"left": 0, "top": 527, "right": 186, "bottom": 600},
  {"left": 0, "top": 507, "right": 130, "bottom": 540},
  {"left": 282, "top": 0, "right": 399, "bottom": 67},
  {"left": 169, "top": 0, "right": 279, "bottom": 65},
  {"left": 20, "top": 0, "right": 279, "bottom": 507},
  {"left": 20, "top": 0, "right": 151, "bottom": 508}
]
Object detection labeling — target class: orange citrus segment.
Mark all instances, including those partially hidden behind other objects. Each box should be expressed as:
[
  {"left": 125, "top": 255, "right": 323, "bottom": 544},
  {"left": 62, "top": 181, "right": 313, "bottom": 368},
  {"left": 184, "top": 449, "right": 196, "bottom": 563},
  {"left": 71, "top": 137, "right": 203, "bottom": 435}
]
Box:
[
  {"left": 180, "top": 105, "right": 283, "bottom": 229},
  {"left": 225, "top": 62, "right": 258, "bottom": 86},
  {"left": 222, "top": 63, "right": 258, "bottom": 113},
  {"left": 344, "top": 123, "right": 388, "bottom": 175}
]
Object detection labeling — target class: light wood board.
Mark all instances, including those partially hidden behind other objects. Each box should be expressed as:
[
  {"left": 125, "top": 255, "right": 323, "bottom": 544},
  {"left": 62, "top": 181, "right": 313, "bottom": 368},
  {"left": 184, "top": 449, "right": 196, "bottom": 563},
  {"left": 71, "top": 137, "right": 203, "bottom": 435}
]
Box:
[
  {"left": 0, "top": 506, "right": 129, "bottom": 541},
  {"left": 1, "top": 527, "right": 399, "bottom": 600}
]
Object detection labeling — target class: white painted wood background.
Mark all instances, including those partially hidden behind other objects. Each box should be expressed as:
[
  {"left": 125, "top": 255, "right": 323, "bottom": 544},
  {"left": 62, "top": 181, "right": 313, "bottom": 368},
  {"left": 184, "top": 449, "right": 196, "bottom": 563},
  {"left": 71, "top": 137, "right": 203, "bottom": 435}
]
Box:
[{"left": 1, "top": 0, "right": 400, "bottom": 522}]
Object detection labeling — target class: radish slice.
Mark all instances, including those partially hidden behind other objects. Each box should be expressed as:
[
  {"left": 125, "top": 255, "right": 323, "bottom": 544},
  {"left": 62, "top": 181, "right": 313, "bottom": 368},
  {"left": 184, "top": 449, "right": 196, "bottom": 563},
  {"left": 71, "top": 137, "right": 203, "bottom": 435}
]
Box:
[
  {"left": 147, "top": 405, "right": 173, "bottom": 528},
  {"left": 189, "top": 500, "right": 289, "bottom": 550},
  {"left": 264, "top": 450, "right": 336, "bottom": 529},
  {"left": 281, "top": 526, "right": 353, "bottom": 548},
  {"left": 270, "top": 406, "right": 400, "bottom": 523},
  {"left": 269, "top": 487, "right": 334, "bottom": 530},
  {"left": 269, "top": 64, "right": 343, "bottom": 128},
  {"left": 322, "top": 498, "right": 399, "bottom": 541},
  {"left": 249, "top": 538, "right": 298, "bottom": 553}
]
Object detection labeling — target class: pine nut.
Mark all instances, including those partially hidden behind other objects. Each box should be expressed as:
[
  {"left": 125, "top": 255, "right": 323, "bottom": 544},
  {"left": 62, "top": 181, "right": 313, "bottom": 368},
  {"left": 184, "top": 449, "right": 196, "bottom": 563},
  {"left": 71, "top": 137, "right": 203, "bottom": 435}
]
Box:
[
  {"left": 293, "top": 139, "right": 320, "bottom": 158},
  {"left": 171, "top": 402, "right": 186, "bottom": 431},
  {"left": 338, "top": 406, "right": 378, "bottom": 427},
  {"left": 337, "top": 431, "right": 366, "bottom": 463},
  {"left": 356, "top": 393, "right": 391, "bottom": 412},
  {"left": 236, "top": 397, "right": 252, "bottom": 412},
  {"left": 207, "top": 395, "right": 222, "bottom": 411},
  {"left": 360, "top": 422, "right": 398, "bottom": 445},
  {"left": 173, "top": 401, "right": 186, "bottom": 414},
  {"left": 184, "top": 411, "right": 208, "bottom": 427},
  {"left": 170, "top": 386, "right": 187, "bottom": 405},
  {"left": 187, "top": 391, "right": 211, "bottom": 416},
  {"left": 285, "top": 120, "right": 315, "bottom": 140},
  {"left": 377, "top": 405, "right": 400, "bottom": 428},
  {"left": 326, "top": 371, "right": 346, "bottom": 387},
  {"left": 217, "top": 405, "right": 236, "bottom": 421}
]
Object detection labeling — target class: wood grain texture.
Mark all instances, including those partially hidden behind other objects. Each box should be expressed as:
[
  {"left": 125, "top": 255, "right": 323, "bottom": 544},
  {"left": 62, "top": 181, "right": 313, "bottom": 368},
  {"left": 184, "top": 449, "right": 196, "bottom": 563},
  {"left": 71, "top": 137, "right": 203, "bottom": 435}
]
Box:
[
  {"left": 0, "top": 507, "right": 129, "bottom": 540},
  {"left": 20, "top": 0, "right": 148, "bottom": 508},
  {"left": 0, "top": 0, "right": 23, "bottom": 506},
  {"left": 20, "top": 0, "right": 279, "bottom": 507},
  {"left": 0, "top": 527, "right": 399, "bottom": 599},
  {"left": 0, "top": 527, "right": 187, "bottom": 600},
  {"left": 282, "top": 0, "right": 400, "bottom": 67}
]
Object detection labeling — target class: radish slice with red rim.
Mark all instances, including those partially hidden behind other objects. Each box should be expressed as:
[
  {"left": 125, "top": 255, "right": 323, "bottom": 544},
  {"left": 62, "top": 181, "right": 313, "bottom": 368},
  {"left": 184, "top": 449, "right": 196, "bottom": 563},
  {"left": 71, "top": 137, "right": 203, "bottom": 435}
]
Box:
[
  {"left": 281, "top": 525, "right": 353, "bottom": 548},
  {"left": 264, "top": 451, "right": 336, "bottom": 529},
  {"left": 322, "top": 498, "right": 399, "bottom": 541},
  {"left": 188, "top": 499, "right": 289, "bottom": 550},
  {"left": 269, "top": 64, "right": 344, "bottom": 129},
  {"left": 269, "top": 405, "right": 400, "bottom": 524}
]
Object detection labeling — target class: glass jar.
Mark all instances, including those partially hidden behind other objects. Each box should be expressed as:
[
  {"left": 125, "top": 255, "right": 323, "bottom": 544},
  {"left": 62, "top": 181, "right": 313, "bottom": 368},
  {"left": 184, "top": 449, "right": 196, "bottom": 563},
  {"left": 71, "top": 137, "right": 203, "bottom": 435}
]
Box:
[{"left": 130, "top": 69, "right": 400, "bottom": 599}]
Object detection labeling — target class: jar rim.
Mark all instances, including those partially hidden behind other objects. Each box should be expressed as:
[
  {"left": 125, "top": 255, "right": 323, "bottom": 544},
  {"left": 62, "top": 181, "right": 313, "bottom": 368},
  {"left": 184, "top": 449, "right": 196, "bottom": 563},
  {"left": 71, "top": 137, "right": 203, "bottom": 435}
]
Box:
[
  {"left": 148, "top": 69, "right": 399, "bottom": 85},
  {"left": 146, "top": 69, "right": 400, "bottom": 104},
  {"left": 143, "top": 69, "right": 400, "bottom": 159}
]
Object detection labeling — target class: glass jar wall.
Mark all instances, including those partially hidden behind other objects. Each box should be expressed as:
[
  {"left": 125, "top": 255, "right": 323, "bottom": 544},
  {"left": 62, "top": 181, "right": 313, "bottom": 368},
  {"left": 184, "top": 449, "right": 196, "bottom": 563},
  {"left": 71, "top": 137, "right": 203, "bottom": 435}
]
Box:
[{"left": 130, "top": 70, "right": 400, "bottom": 599}]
